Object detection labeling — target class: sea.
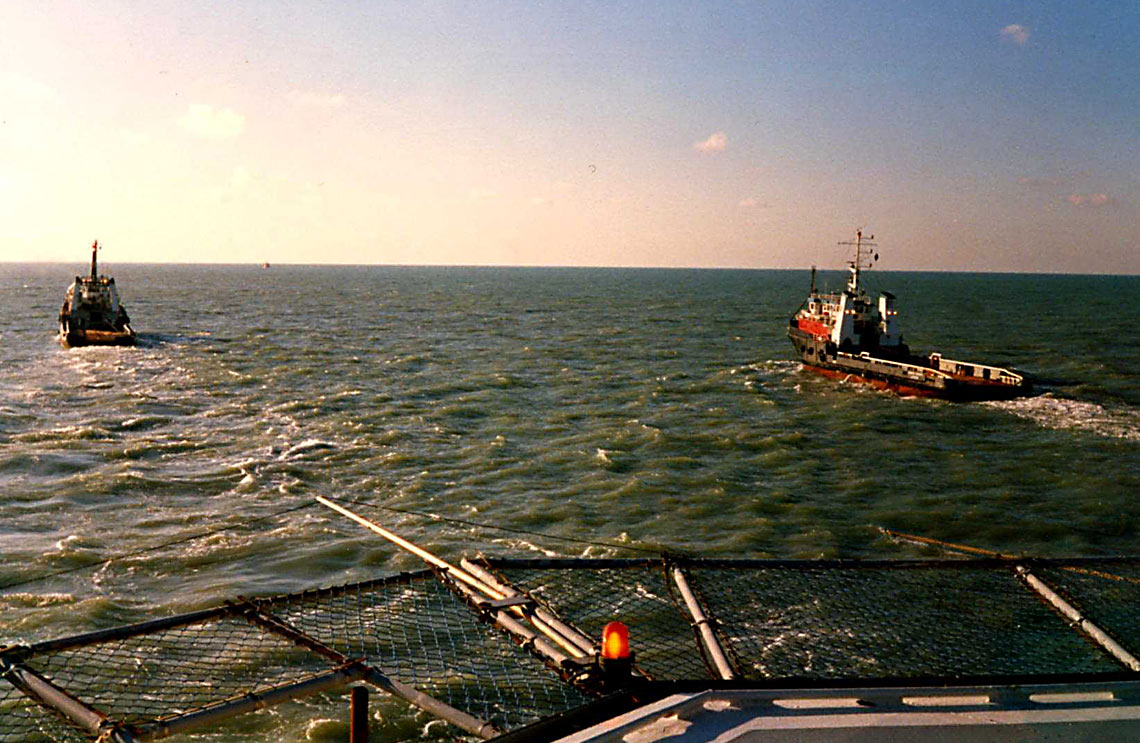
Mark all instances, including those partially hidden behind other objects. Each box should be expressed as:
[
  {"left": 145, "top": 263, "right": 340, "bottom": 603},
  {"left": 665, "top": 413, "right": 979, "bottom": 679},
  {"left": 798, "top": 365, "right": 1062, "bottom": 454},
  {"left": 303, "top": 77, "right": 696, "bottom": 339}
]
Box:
[{"left": 2, "top": 262, "right": 1139, "bottom": 740}]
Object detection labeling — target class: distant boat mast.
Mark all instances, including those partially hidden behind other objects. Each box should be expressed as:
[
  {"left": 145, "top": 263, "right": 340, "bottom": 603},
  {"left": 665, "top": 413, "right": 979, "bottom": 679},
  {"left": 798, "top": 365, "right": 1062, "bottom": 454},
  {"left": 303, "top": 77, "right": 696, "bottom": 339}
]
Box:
[{"left": 838, "top": 229, "right": 877, "bottom": 294}]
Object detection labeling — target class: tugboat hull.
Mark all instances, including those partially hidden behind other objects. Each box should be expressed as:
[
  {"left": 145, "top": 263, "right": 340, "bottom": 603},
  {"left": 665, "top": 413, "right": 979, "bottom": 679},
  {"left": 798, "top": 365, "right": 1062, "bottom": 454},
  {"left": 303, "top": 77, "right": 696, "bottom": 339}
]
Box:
[
  {"left": 787, "top": 230, "right": 1032, "bottom": 402},
  {"left": 58, "top": 326, "right": 137, "bottom": 348},
  {"left": 788, "top": 324, "right": 1030, "bottom": 402}
]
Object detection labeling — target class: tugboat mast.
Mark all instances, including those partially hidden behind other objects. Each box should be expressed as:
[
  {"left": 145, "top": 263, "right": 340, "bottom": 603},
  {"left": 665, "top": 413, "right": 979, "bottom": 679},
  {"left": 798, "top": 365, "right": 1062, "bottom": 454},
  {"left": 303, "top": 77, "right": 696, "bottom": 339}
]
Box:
[
  {"left": 838, "top": 229, "right": 876, "bottom": 294},
  {"left": 90, "top": 240, "right": 99, "bottom": 281}
]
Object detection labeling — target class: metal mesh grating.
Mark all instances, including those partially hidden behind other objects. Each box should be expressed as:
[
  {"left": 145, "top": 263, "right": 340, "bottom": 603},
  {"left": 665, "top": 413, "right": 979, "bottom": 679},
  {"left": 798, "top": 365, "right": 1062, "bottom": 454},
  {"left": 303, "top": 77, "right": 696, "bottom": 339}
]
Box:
[
  {"left": 24, "top": 614, "right": 331, "bottom": 725},
  {"left": 0, "top": 678, "right": 90, "bottom": 743},
  {"left": 6, "top": 556, "right": 1140, "bottom": 742},
  {"left": 1032, "top": 561, "right": 1140, "bottom": 659},
  {"left": 686, "top": 562, "right": 1123, "bottom": 679},
  {"left": 255, "top": 574, "right": 592, "bottom": 731}
]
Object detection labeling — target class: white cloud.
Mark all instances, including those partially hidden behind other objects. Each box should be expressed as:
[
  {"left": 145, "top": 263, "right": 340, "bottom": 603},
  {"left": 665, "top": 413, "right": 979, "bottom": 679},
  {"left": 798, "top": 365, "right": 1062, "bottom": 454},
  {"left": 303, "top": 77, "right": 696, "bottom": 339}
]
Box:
[
  {"left": 1000, "top": 24, "right": 1030, "bottom": 45},
  {"left": 738, "top": 197, "right": 772, "bottom": 209},
  {"left": 694, "top": 131, "right": 727, "bottom": 153},
  {"left": 1067, "top": 193, "right": 1113, "bottom": 208},
  {"left": 178, "top": 104, "right": 246, "bottom": 139},
  {"left": 287, "top": 90, "right": 346, "bottom": 108}
]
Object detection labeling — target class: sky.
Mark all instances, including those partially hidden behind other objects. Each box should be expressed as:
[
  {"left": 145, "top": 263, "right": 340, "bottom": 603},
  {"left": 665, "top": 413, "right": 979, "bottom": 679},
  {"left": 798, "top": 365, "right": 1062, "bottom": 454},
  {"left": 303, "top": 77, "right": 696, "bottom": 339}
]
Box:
[{"left": 1, "top": 1, "right": 1137, "bottom": 273}]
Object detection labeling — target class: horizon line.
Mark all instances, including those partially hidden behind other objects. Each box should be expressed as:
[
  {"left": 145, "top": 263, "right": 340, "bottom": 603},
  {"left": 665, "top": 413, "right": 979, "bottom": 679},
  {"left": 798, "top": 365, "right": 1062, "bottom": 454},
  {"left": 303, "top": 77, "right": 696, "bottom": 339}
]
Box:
[{"left": 3, "top": 260, "right": 1138, "bottom": 278}]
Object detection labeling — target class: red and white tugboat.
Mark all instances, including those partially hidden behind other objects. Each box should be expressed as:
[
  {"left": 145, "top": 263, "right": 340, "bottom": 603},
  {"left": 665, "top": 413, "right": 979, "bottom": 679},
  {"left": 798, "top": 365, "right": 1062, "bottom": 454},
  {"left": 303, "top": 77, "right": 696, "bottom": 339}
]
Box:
[
  {"left": 58, "top": 241, "right": 136, "bottom": 348},
  {"left": 788, "top": 230, "right": 1030, "bottom": 400}
]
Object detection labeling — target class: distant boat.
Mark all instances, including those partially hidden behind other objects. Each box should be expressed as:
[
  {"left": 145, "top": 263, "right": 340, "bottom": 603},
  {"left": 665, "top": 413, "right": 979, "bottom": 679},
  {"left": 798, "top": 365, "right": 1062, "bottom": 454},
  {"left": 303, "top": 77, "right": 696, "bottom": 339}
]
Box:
[
  {"left": 58, "top": 241, "right": 137, "bottom": 347},
  {"left": 262, "top": 261, "right": 271, "bottom": 269},
  {"left": 787, "top": 230, "right": 1031, "bottom": 400}
]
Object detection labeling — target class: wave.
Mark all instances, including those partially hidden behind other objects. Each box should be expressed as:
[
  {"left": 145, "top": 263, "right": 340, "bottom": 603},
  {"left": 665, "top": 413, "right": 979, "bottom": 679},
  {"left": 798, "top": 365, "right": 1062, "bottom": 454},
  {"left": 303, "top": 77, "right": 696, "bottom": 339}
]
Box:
[
  {"left": 988, "top": 394, "right": 1140, "bottom": 441},
  {"left": 279, "top": 439, "right": 339, "bottom": 460}
]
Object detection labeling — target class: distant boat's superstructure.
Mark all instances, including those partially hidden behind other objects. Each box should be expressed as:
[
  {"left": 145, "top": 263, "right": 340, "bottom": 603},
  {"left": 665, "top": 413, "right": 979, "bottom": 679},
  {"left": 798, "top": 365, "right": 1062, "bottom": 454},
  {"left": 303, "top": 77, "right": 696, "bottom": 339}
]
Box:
[
  {"left": 788, "top": 230, "right": 1030, "bottom": 400},
  {"left": 58, "top": 241, "right": 136, "bottom": 347}
]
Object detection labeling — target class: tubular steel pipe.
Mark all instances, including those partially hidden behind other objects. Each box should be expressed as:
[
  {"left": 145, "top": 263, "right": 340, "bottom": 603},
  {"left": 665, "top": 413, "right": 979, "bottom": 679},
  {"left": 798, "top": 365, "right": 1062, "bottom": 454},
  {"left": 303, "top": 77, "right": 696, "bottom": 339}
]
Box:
[
  {"left": 461, "top": 558, "right": 597, "bottom": 656},
  {"left": 364, "top": 668, "right": 502, "bottom": 740},
  {"left": 447, "top": 575, "right": 572, "bottom": 667},
  {"left": 316, "top": 496, "right": 587, "bottom": 658},
  {"left": 12, "top": 607, "right": 231, "bottom": 660},
  {"left": 1016, "top": 566, "right": 1140, "bottom": 672},
  {"left": 2, "top": 660, "right": 135, "bottom": 742},
  {"left": 350, "top": 685, "right": 368, "bottom": 743},
  {"left": 138, "top": 662, "right": 370, "bottom": 740},
  {"left": 670, "top": 567, "right": 736, "bottom": 680},
  {"left": 229, "top": 598, "right": 502, "bottom": 738}
]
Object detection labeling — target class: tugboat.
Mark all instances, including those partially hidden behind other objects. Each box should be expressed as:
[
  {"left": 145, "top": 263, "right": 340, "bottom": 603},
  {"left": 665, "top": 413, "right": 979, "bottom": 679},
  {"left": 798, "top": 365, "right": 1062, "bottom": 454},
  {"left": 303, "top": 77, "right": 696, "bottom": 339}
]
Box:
[
  {"left": 58, "top": 241, "right": 137, "bottom": 348},
  {"left": 788, "top": 230, "right": 1030, "bottom": 400}
]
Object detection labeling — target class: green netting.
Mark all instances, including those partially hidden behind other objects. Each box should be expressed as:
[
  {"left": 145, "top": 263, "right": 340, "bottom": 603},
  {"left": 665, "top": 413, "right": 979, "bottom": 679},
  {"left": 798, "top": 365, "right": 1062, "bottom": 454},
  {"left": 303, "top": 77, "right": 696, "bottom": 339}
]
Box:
[{"left": 684, "top": 563, "right": 1122, "bottom": 679}]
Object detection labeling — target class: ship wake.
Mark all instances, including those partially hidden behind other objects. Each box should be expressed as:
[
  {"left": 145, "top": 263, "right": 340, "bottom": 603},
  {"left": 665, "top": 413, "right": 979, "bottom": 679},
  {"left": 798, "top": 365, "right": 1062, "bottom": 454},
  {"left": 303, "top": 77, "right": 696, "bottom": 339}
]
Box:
[{"left": 986, "top": 393, "right": 1140, "bottom": 441}]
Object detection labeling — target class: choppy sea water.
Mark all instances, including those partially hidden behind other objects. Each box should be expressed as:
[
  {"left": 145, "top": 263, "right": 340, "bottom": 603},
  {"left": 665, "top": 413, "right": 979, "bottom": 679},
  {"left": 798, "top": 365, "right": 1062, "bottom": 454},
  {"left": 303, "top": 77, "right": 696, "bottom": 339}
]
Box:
[{"left": 2, "top": 263, "right": 1139, "bottom": 739}]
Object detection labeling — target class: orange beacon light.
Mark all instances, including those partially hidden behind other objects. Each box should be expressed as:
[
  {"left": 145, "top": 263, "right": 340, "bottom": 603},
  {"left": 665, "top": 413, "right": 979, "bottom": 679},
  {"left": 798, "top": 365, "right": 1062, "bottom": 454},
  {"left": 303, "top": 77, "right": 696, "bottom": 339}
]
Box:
[{"left": 601, "top": 621, "right": 630, "bottom": 660}]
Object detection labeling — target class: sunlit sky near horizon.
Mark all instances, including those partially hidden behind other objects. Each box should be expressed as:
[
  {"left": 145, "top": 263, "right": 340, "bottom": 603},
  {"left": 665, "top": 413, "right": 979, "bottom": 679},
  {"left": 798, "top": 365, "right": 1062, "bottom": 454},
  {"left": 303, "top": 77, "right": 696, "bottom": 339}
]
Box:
[{"left": 2, "top": 2, "right": 1137, "bottom": 273}]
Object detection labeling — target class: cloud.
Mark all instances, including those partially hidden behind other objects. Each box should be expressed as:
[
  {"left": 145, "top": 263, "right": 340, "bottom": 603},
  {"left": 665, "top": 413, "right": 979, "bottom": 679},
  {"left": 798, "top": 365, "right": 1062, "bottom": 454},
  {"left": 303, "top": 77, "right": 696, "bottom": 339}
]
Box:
[
  {"left": 1000, "top": 24, "right": 1030, "bottom": 45},
  {"left": 738, "top": 197, "right": 772, "bottom": 209},
  {"left": 287, "top": 90, "right": 346, "bottom": 108},
  {"left": 1067, "top": 193, "right": 1114, "bottom": 208},
  {"left": 694, "top": 131, "right": 727, "bottom": 153},
  {"left": 178, "top": 104, "right": 246, "bottom": 139}
]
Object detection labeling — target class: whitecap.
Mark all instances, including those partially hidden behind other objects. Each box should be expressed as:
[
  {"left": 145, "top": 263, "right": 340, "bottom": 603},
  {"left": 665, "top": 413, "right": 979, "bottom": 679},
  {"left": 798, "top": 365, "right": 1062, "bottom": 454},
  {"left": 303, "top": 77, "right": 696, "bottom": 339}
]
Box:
[{"left": 279, "top": 439, "right": 338, "bottom": 460}]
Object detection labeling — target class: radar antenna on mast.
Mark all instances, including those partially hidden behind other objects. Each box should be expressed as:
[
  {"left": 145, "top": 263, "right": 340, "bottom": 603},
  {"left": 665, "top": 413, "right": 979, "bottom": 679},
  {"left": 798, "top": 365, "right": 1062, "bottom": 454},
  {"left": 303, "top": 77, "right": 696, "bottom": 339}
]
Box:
[{"left": 838, "top": 229, "right": 877, "bottom": 294}]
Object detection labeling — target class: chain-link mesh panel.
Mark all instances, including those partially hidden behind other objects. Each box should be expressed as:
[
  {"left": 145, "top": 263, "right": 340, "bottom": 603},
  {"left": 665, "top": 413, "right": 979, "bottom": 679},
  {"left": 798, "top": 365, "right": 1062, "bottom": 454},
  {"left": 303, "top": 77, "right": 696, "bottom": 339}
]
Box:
[
  {"left": 486, "top": 561, "right": 713, "bottom": 680},
  {"left": 256, "top": 573, "right": 592, "bottom": 731},
  {"left": 7, "top": 557, "right": 1140, "bottom": 743},
  {"left": 685, "top": 563, "right": 1122, "bottom": 679},
  {"left": 23, "top": 614, "right": 333, "bottom": 726},
  {"left": 0, "top": 677, "right": 90, "bottom": 743},
  {"left": 1032, "top": 560, "right": 1140, "bottom": 663}
]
